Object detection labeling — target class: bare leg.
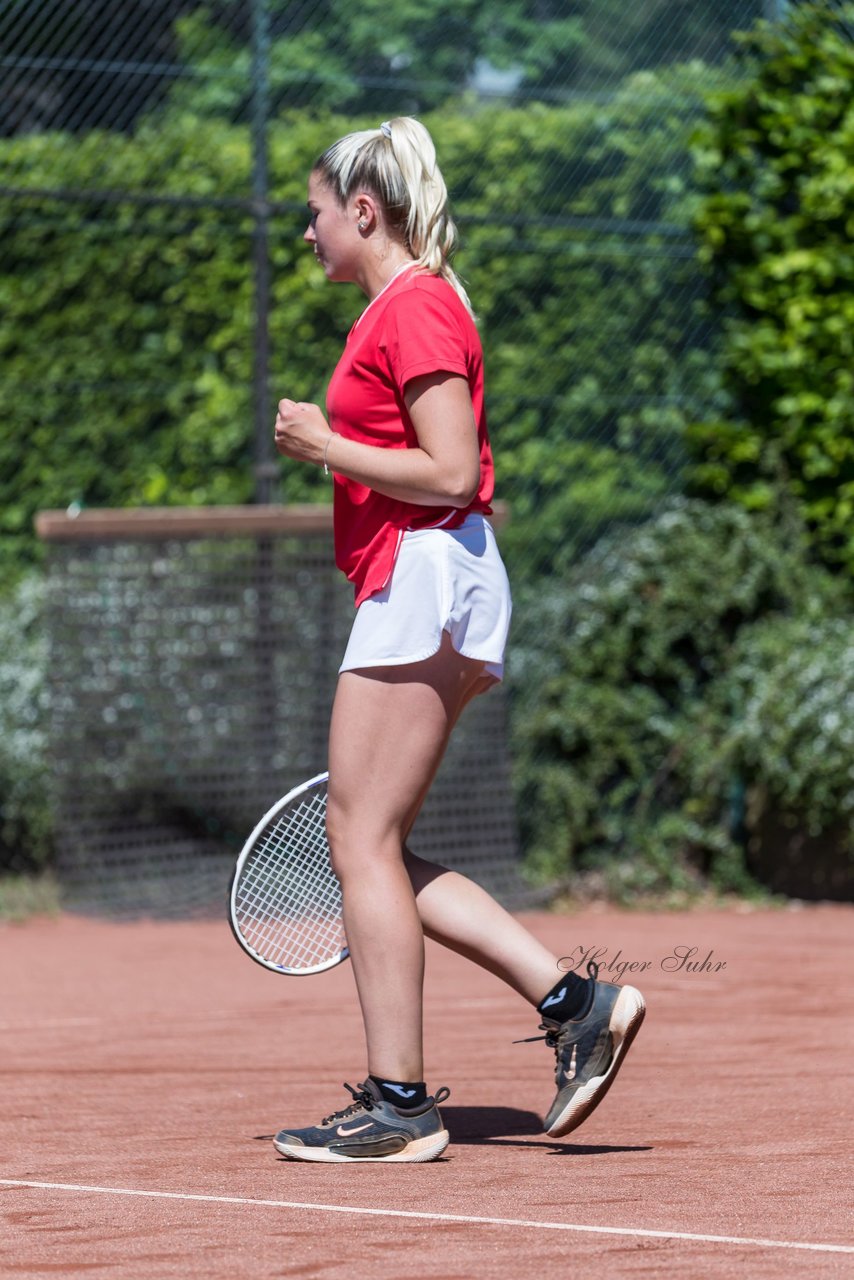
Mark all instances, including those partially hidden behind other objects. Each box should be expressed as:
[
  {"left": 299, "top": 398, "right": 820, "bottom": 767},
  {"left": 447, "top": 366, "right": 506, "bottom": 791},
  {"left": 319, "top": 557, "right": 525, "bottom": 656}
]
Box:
[
  {"left": 398, "top": 682, "right": 564, "bottom": 1006},
  {"left": 326, "top": 633, "right": 489, "bottom": 1082},
  {"left": 404, "top": 849, "right": 562, "bottom": 1004}
]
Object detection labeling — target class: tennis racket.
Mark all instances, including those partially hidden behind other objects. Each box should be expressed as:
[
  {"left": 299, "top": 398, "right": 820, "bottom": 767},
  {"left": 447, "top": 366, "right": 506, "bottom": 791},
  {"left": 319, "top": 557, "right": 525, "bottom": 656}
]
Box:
[{"left": 228, "top": 771, "right": 348, "bottom": 975}]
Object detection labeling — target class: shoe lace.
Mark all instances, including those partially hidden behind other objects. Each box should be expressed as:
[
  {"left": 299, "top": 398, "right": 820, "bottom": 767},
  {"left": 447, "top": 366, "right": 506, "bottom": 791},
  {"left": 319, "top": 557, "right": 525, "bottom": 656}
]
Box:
[
  {"left": 321, "top": 1082, "right": 375, "bottom": 1126},
  {"left": 513, "top": 960, "right": 599, "bottom": 1047}
]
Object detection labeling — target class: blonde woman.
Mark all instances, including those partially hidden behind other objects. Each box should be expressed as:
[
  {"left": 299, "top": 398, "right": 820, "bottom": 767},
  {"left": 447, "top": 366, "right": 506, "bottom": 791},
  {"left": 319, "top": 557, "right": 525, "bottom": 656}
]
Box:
[{"left": 271, "top": 117, "right": 645, "bottom": 1163}]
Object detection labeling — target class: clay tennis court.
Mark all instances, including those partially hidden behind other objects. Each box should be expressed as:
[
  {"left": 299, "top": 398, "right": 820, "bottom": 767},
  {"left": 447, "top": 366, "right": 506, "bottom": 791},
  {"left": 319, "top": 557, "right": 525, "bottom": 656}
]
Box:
[{"left": 2, "top": 902, "right": 852, "bottom": 1277}]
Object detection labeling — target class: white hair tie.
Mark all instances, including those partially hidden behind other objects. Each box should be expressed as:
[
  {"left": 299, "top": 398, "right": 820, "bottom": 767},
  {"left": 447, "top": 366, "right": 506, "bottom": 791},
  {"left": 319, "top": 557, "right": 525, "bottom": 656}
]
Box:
[{"left": 380, "top": 121, "right": 392, "bottom": 138}]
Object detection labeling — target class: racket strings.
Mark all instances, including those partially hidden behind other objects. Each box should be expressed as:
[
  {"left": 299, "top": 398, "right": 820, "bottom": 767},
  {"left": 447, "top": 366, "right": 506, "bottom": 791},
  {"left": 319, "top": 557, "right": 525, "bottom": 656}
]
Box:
[{"left": 233, "top": 786, "right": 345, "bottom": 971}]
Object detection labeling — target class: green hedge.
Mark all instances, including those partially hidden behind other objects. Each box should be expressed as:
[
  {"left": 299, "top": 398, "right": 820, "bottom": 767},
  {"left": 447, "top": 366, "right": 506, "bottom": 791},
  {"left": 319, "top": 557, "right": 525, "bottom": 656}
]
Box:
[
  {"left": 0, "top": 67, "right": 725, "bottom": 582},
  {"left": 705, "top": 614, "right": 854, "bottom": 900},
  {"left": 689, "top": 0, "right": 854, "bottom": 575},
  {"left": 509, "top": 498, "right": 852, "bottom": 900}
]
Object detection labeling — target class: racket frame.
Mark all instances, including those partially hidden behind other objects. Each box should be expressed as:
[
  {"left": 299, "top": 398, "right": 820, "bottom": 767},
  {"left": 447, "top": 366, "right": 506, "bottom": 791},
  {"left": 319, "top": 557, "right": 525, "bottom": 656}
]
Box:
[{"left": 228, "top": 770, "right": 349, "bottom": 975}]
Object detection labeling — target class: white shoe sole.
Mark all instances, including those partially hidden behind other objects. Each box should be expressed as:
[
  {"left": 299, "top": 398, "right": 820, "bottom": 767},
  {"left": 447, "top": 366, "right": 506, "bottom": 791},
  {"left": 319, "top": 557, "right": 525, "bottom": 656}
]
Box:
[
  {"left": 545, "top": 985, "right": 646, "bottom": 1139},
  {"left": 273, "top": 1128, "right": 450, "bottom": 1163}
]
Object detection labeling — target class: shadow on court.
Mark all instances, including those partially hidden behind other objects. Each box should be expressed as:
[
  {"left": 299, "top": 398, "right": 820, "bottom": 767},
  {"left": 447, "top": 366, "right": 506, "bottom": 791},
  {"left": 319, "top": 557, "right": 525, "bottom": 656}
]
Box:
[
  {"left": 254, "top": 1106, "right": 652, "bottom": 1155},
  {"left": 252, "top": 1107, "right": 540, "bottom": 1146},
  {"left": 441, "top": 1106, "right": 653, "bottom": 1155}
]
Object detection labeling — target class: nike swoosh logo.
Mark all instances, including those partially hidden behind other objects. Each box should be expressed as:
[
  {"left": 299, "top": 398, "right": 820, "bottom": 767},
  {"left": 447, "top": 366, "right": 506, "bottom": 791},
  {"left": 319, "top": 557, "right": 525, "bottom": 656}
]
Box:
[
  {"left": 541, "top": 987, "right": 567, "bottom": 1010},
  {"left": 564, "top": 1044, "right": 578, "bottom": 1082},
  {"left": 336, "top": 1121, "right": 373, "bottom": 1137}
]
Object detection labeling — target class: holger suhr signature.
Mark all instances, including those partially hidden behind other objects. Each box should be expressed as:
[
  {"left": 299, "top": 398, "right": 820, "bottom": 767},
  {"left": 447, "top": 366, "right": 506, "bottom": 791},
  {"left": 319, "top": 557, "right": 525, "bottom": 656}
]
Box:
[{"left": 560, "top": 945, "right": 727, "bottom": 981}]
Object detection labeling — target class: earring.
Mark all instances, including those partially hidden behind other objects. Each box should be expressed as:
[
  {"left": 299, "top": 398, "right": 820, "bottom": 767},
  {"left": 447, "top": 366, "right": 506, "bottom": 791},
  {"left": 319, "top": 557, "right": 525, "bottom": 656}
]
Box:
[{"left": 358, "top": 220, "right": 367, "bottom": 230}]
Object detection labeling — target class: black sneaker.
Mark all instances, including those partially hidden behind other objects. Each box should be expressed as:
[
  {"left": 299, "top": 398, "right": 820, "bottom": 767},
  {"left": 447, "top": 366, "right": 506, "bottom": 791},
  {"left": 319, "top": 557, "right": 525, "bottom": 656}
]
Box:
[
  {"left": 522, "top": 962, "right": 646, "bottom": 1138},
  {"left": 273, "top": 1079, "right": 451, "bottom": 1164}
]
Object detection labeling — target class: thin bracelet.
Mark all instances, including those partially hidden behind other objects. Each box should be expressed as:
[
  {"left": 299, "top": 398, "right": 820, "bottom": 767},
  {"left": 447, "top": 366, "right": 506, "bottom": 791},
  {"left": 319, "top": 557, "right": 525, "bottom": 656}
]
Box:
[{"left": 323, "top": 433, "right": 338, "bottom": 477}]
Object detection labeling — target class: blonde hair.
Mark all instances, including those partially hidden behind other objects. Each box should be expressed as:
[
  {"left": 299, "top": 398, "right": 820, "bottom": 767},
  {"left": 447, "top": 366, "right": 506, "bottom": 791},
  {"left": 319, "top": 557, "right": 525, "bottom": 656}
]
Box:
[{"left": 313, "top": 117, "right": 473, "bottom": 316}]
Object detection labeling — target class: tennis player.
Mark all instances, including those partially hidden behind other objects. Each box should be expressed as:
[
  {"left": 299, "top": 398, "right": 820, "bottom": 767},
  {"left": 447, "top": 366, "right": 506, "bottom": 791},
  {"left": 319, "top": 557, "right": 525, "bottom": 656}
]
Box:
[{"left": 271, "top": 117, "right": 645, "bottom": 1163}]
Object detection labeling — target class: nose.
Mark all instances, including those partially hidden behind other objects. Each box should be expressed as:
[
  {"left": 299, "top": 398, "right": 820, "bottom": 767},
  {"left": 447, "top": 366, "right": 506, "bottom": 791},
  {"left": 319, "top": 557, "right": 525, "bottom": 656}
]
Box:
[{"left": 304, "top": 223, "right": 316, "bottom": 244}]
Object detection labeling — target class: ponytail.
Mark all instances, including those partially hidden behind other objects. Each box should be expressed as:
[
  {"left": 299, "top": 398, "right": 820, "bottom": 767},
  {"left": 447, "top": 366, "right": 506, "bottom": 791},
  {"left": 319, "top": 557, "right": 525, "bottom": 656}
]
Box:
[{"left": 313, "top": 117, "right": 474, "bottom": 316}]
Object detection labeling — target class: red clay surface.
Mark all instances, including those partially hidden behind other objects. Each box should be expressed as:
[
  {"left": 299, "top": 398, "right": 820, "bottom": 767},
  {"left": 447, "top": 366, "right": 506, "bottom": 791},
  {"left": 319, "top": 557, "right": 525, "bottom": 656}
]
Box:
[{"left": 2, "top": 904, "right": 853, "bottom": 1278}]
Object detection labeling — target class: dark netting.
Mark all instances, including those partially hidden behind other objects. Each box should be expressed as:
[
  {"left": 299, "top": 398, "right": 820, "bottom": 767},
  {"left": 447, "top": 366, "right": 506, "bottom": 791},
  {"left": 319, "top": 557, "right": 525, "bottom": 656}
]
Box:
[
  {"left": 2, "top": 2, "right": 790, "bottom": 905},
  {"left": 41, "top": 510, "right": 525, "bottom": 917}
]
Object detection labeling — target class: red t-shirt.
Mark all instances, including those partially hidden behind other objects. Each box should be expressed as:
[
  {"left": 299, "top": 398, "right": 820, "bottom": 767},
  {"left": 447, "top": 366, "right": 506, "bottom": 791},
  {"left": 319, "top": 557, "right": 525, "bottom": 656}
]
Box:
[{"left": 326, "top": 270, "right": 494, "bottom": 605}]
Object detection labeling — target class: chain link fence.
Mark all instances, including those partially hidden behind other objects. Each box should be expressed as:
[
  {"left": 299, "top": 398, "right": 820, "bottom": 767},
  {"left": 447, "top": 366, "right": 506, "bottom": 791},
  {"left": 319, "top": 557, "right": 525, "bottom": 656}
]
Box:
[{"left": 1, "top": 1, "right": 780, "bottom": 910}]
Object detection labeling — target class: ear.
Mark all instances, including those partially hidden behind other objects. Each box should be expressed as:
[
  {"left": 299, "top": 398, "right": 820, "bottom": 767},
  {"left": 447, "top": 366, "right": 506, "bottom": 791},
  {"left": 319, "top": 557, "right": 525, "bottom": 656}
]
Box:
[{"left": 354, "top": 192, "right": 380, "bottom": 232}]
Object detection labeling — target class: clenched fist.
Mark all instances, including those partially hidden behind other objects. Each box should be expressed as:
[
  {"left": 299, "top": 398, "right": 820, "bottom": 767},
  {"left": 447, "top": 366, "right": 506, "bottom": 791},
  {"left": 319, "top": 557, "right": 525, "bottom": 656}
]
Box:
[{"left": 274, "top": 398, "right": 332, "bottom": 467}]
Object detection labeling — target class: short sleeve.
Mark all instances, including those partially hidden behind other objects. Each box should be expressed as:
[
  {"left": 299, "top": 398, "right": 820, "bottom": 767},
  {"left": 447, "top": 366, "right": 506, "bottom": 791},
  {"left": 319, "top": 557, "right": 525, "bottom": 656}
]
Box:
[{"left": 381, "top": 279, "right": 471, "bottom": 390}]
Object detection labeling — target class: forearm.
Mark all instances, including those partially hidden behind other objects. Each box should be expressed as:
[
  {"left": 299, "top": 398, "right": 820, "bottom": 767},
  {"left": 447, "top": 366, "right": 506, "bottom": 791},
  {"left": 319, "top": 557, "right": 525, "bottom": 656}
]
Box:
[
  {"left": 325, "top": 433, "right": 477, "bottom": 508},
  {"left": 274, "top": 376, "right": 482, "bottom": 508}
]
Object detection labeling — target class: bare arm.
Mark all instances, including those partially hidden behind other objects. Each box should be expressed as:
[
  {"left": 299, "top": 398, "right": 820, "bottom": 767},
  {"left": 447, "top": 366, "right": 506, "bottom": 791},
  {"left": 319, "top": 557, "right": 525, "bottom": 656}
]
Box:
[{"left": 274, "top": 371, "right": 481, "bottom": 508}]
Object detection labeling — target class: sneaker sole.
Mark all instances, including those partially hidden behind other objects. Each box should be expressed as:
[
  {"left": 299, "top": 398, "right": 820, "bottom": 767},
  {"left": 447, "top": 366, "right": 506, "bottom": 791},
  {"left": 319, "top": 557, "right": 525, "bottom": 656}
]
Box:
[
  {"left": 273, "top": 1129, "right": 450, "bottom": 1164},
  {"left": 545, "top": 985, "right": 646, "bottom": 1139}
]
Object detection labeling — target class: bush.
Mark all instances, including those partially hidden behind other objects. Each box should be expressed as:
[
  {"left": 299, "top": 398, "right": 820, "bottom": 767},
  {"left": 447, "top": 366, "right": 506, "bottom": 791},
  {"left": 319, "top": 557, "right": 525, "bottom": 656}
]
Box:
[
  {"left": 509, "top": 498, "right": 852, "bottom": 899},
  {"left": 689, "top": 0, "right": 854, "bottom": 575},
  {"left": 705, "top": 615, "right": 854, "bottom": 899},
  {"left": 0, "top": 574, "right": 52, "bottom": 873}
]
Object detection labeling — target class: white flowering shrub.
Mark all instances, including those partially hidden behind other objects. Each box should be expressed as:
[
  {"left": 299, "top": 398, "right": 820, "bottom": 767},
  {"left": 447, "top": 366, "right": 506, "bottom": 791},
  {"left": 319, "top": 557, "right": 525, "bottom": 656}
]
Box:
[{"left": 0, "top": 574, "right": 52, "bottom": 871}]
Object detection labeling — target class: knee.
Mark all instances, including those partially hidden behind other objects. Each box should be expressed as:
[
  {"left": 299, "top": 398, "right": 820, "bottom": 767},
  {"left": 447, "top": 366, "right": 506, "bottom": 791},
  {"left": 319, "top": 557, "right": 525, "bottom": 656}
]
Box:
[{"left": 325, "top": 796, "right": 401, "bottom": 882}]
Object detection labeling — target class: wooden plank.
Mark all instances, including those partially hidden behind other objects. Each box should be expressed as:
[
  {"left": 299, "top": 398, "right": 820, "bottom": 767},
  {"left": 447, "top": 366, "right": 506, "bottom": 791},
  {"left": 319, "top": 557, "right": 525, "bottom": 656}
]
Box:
[
  {"left": 34, "top": 505, "right": 334, "bottom": 541},
  {"left": 35, "top": 502, "right": 509, "bottom": 542}
]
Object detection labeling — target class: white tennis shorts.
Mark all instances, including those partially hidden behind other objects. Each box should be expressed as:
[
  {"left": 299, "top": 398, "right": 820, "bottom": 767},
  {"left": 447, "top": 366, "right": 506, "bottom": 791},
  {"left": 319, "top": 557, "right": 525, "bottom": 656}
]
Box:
[{"left": 339, "top": 514, "right": 512, "bottom": 681}]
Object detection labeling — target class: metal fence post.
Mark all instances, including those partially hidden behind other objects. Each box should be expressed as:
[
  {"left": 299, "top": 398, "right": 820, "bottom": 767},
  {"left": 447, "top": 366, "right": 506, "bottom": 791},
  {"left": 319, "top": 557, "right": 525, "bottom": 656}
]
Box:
[{"left": 251, "top": 0, "right": 277, "bottom": 505}]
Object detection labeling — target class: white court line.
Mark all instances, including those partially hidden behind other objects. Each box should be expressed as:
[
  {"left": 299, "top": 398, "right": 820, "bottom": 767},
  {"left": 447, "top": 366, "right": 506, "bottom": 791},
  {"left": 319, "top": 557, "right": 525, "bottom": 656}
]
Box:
[{"left": 1, "top": 1180, "right": 852, "bottom": 1255}]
